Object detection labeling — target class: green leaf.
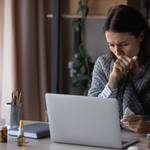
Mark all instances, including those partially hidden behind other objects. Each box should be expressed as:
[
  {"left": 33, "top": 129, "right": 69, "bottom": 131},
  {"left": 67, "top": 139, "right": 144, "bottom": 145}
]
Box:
[
  {"left": 78, "top": 45, "right": 88, "bottom": 58},
  {"left": 85, "top": 7, "right": 89, "bottom": 17},
  {"left": 73, "top": 60, "right": 82, "bottom": 69},
  {"left": 75, "top": 26, "right": 80, "bottom": 32},
  {"left": 76, "top": 8, "right": 81, "bottom": 15},
  {"left": 78, "top": 1, "right": 82, "bottom": 8},
  {"left": 88, "top": 55, "right": 91, "bottom": 60},
  {"left": 108, "top": 7, "right": 113, "bottom": 15},
  {"left": 71, "top": 77, "right": 79, "bottom": 84},
  {"left": 81, "top": 6, "right": 88, "bottom": 17},
  {"left": 80, "top": 65, "right": 86, "bottom": 74},
  {"left": 82, "top": 75, "right": 89, "bottom": 80},
  {"left": 74, "top": 82, "right": 80, "bottom": 87},
  {"left": 83, "top": 87, "right": 90, "bottom": 96},
  {"left": 72, "top": 21, "right": 80, "bottom": 31},
  {"left": 79, "top": 23, "right": 83, "bottom": 30},
  {"left": 72, "top": 20, "right": 78, "bottom": 26},
  {"left": 78, "top": 45, "right": 84, "bottom": 57}
]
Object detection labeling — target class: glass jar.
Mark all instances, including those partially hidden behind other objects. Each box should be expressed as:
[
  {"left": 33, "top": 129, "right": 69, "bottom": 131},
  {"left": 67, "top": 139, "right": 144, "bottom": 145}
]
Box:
[
  {"left": 147, "top": 134, "right": 150, "bottom": 148},
  {"left": 0, "top": 126, "right": 7, "bottom": 142}
]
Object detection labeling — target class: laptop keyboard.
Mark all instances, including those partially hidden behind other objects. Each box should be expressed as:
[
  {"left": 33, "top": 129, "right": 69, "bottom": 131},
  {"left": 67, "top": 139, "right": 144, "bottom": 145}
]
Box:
[{"left": 122, "top": 141, "right": 129, "bottom": 145}]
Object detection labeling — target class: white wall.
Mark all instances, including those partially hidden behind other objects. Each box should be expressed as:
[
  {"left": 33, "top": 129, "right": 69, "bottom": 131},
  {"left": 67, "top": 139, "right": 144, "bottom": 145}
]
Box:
[{"left": 84, "top": 18, "right": 110, "bottom": 61}]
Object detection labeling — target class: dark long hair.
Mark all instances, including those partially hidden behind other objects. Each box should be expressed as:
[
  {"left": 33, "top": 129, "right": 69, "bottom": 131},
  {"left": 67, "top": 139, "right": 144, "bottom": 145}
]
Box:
[{"left": 103, "top": 5, "right": 150, "bottom": 66}]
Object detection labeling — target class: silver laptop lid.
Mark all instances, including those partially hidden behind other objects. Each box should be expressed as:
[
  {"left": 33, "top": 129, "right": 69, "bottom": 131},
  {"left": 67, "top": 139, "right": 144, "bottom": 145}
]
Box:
[{"left": 46, "top": 93, "right": 122, "bottom": 148}]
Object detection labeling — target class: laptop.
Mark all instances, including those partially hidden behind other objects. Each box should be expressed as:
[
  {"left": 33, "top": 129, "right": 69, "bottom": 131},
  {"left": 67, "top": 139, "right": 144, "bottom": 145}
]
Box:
[{"left": 45, "top": 93, "right": 139, "bottom": 149}]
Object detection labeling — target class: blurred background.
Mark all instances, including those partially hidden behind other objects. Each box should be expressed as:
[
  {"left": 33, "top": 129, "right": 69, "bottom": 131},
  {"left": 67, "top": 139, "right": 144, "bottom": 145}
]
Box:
[{"left": 0, "top": 0, "right": 149, "bottom": 121}]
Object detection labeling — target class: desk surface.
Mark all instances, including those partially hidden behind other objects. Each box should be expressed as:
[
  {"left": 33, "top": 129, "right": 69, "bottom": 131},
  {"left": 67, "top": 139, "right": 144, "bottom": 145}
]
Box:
[{"left": 0, "top": 119, "right": 149, "bottom": 150}]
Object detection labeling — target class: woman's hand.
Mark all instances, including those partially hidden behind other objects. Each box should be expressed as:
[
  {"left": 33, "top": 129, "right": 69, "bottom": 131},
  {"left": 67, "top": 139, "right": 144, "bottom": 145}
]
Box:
[
  {"left": 112, "top": 56, "right": 138, "bottom": 78},
  {"left": 107, "top": 56, "right": 138, "bottom": 89},
  {"left": 121, "top": 115, "right": 150, "bottom": 133}
]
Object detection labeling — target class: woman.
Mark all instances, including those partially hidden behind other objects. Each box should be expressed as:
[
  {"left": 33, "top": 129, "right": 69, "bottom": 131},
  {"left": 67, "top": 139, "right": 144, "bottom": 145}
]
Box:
[{"left": 88, "top": 5, "right": 150, "bottom": 133}]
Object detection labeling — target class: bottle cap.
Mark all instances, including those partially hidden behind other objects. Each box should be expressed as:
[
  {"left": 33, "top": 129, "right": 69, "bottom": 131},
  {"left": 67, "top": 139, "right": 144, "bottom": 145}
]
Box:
[
  {"left": 18, "top": 120, "right": 24, "bottom": 136},
  {"left": 0, "top": 126, "right": 7, "bottom": 130},
  {"left": 19, "top": 120, "right": 23, "bottom": 128}
]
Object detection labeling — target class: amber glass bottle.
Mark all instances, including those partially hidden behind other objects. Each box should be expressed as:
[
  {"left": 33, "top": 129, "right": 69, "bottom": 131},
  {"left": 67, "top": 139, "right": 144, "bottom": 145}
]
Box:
[
  {"left": 0, "top": 126, "right": 7, "bottom": 142},
  {"left": 17, "top": 120, "right": 25, "bottom": 146},
  {"left": 147, "top": 134, "right": 150, "bottom": 148}
]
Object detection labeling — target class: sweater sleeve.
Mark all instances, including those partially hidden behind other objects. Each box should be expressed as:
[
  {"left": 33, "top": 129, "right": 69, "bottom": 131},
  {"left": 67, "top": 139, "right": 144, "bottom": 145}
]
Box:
[{"left": 88, "top": 55, "right": 112, "bottom": 97}]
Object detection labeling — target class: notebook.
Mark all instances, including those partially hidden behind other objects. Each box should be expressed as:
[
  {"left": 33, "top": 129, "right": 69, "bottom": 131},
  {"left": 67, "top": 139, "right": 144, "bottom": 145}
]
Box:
[
  {"left": 45, "top": 93, "right": 140, "bottom": 149},
  {"left": 8, "top": 123, "right": 50, "bottom": 139}
]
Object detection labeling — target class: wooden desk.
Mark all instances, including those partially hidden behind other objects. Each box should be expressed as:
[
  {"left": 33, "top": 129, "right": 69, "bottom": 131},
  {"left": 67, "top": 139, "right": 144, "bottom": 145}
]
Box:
[{"left": 0, "top": 119, "right": 149, "bottom": 150}]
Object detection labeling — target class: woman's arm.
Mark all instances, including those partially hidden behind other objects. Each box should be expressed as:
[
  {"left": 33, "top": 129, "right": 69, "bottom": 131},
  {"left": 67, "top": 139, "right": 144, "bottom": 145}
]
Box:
[
  {"left": 88, "top": 55, "right": 110, "bottom": 97},
  {"left": 88, "top": 55, "right": 138, "bottom": 97}
]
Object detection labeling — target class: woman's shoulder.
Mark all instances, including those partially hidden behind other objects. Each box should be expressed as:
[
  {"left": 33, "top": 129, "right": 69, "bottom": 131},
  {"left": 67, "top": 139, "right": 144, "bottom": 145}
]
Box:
[
  {"left": 95, "top": 54, "right": 113, "bottom": 68},
  {"left": 94, "top": 54, "right": 113, "bottom": 78}
]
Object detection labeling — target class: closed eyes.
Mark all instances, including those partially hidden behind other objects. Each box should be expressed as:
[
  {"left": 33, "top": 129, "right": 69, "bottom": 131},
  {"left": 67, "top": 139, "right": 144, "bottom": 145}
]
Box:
[{"left": 108, "top": 43, "right": 129, "bottom": 47}]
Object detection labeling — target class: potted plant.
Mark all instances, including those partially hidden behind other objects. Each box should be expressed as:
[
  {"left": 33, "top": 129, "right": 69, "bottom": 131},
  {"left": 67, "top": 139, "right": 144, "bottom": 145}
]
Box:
[{"left": 68, "top": 0, "right": 94, "bottom": 96}]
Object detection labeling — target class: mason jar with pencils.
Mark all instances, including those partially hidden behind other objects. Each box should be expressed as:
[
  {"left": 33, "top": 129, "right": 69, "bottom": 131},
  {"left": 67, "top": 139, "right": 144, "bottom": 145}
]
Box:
[{"left": 5, "top": 91, "right": 22, "bottom": 129}]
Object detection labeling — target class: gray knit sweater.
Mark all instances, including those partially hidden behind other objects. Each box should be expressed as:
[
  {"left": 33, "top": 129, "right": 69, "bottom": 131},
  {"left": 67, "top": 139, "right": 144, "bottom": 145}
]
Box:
[{"left": 88, "top": 54, "right": 150, "bottom": 131}]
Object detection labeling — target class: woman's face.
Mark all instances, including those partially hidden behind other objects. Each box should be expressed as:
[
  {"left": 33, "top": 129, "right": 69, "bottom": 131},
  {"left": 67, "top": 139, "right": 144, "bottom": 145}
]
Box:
[{"left": 105, "top": 31, "right": 143, "bottom": 58}]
